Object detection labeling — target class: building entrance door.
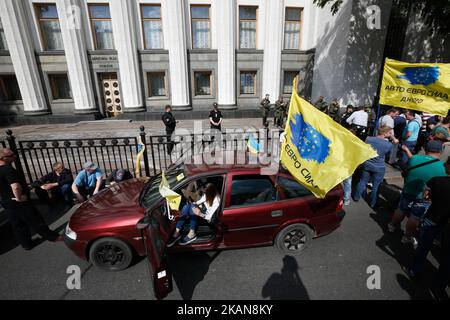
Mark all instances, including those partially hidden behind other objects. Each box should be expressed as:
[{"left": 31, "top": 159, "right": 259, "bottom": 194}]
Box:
[{"left": 100, "top": 73, "right": 122, "bottom": 117}]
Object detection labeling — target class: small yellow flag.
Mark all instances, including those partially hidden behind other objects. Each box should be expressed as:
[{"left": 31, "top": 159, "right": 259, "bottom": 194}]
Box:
[
  {"left": 380, "top": 58, "right": 450, "bottom": 117},
  {"left": 280, "top": 78, "right": 378, "bottom": 198},
  {"left": 159, "top": 171, "right": 181, "bottom": 211}
]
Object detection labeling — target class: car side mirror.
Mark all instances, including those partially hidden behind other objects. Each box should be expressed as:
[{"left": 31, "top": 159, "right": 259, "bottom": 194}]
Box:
[{"left": 136, "top": 216, "right": 150, "bottom": 230}]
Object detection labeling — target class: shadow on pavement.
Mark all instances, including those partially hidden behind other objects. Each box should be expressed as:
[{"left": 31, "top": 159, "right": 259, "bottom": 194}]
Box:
[
  {"left": 168, "top": 250, "right": 221, "bottom": 300},
  {"left": 370, "top": 203, "right": 442, "bottom": 300},
  {"left": 0, "top": 198, "right": 72, "bottom": 256},
  {"left": 261, "top": 256, "right": 309, "bottom": 300}
]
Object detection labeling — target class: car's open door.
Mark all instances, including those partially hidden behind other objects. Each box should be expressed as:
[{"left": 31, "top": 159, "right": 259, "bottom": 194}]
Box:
[{"left": 137, "top": 204, "right": 173, "bottom": 300}]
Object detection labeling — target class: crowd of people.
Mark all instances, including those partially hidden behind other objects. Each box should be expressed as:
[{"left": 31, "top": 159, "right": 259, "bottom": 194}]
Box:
[{"left": 342, "top": 106, "right": 450, "bottom": 297}]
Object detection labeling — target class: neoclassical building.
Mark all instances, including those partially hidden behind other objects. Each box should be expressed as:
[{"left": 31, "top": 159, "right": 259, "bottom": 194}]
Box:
[{"left": 0, "top": 0, "right": 447, "bottom": 125}]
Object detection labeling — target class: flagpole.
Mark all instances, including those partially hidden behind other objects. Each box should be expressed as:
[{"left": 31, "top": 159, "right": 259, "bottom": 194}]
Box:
[{"left": 373, "top": 102, "right": 381, "bottom": 136}]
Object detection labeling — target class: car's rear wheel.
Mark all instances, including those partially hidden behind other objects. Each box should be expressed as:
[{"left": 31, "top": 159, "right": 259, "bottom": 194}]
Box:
[
  {"left": 89, "top": 237, "right": 133, "bottom": 271},
  {"left": 275, "top": 223, "right": 314, "bottom": 255}
]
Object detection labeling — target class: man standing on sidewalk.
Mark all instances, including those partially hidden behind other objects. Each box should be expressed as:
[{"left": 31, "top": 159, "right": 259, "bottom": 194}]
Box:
[
  {"left": 162, "top": 105, "right": 177, "bottom": 155},
  {"left": 352, "top": 126, "right": 398, "bottom": 209},
  {"left": 209, "top": 102, "right": 223, "bottom": 132},
  {"left": 388, "top": 141, "right": 446, "bottom": 247},
  {"left": 0, "top": 148, "right": 60, "bottom": 250},
  {"left": 399, "top": 110, "right": 421, "bottom": 169},
  {"left": 260, "top": 94, "right": 271, "bottom": 127}
]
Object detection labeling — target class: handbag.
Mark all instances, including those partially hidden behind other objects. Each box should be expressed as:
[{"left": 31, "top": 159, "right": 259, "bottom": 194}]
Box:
[{"left": 401, "top": 158, "right": 440, "bottom": 178}]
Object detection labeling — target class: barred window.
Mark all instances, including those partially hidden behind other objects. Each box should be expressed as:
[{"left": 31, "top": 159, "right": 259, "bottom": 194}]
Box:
[
  {"left": 191, "top": 5, "right": 210, "bottom": 49},
  {"left": 283, "top": 71, "right": 299, "bottom": 94},
  {"left": 49, "top": 74, "right": 72, "bottom": 100},
  {"left": 0, "top": 75, "right": 22, "bottom": 101},
  {"left": 148, "top": 72, "right": 166, "bottom": 97},
  {"left": 240, "top": 71, "right": 256, "bottom": 95},
  {"left": 284, "top": 8, "right": 302, "bottom": 50},
  {"left": 239, "top": 7, "right": 257, "bottom": 49},
  {"left": 35, "top": 3, "right": 64, "bottom": 51},
  {"left": 141, "top": 5, "right": 163, "bottom": 49},
  {"left": 89, "top": 4, "right": 115, "bottom": 50},
  {"left": 194, "top": 71, "right": 212, "bottom": 96}
]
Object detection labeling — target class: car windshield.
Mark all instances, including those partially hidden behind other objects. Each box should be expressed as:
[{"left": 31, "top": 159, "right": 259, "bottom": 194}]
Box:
[{"left": 140, "top": 161, "right": 187, "bottom": 210}]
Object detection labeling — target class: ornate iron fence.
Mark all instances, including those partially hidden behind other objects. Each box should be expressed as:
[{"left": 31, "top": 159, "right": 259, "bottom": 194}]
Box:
[{"left": 2, "top": 126, "right": 279, "bottom": 185}]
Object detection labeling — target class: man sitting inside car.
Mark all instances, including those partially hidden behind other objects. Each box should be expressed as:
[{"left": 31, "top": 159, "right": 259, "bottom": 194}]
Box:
[{"left": 167, "top": 183, "right": 220, "bottom": 247}]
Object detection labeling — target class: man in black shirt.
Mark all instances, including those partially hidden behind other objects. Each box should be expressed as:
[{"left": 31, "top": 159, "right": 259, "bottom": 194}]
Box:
[
  {"left": 106, "top": 169, "right": 133, "bottom": 187},
  {"left": 339, "top": 105, "right": 354, "bottom": 129},
  {"left": 162, "top": 105, "right": 177, "bottom": 155},
  {"left": 407, "top": 156, "right": 450, "bottom": 296},
  {"left": 32, "top": 162, "right": 73, "bottom": 204},
  {"left": 0, "top": 148, "right": 60, "bottom": 249},
  {"left": 209, "top": 102, "right": 223, "bottom": 131}
]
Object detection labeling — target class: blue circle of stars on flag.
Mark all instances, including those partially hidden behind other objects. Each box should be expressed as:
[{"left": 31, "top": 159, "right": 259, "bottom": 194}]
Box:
[
  {"left": 397, "top": 66, "right": 439, "bottom": 86},
  {"left": 289, "top": 113, "right": 330, "bottom": 164}
]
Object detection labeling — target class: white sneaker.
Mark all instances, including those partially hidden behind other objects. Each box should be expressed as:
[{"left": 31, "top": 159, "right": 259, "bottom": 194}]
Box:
[
  {"left": 343, "top": 200, "right": 350, "bottom": 206},
  {"left": 401, "top": 236, "right": 418, "bottom": 248},
  {"left": 387, "top": 223, "right": 396, "bottom": 233}
]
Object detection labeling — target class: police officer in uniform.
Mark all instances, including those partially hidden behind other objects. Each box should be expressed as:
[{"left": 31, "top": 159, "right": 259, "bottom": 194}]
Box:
[
  {"left": 0, "top": 148, "right": 60, "bottom": 250},
  {"left": 260, "top": 94, "right": 271, "bottom": 127},
  {"left": 162, "top": 105, "right": 177, "bottom": 155},
  {"left": 314, "top": 96, "right": 328, "bottom": 114},
  {"left": 209, "top": 102, "right": 223, "bottom": 131},
  {"left": 274, "top": 96, "right": 287, "bottom": 128},
  {"left": 328, "top": 98, "right": 340, "bottom": 121}
]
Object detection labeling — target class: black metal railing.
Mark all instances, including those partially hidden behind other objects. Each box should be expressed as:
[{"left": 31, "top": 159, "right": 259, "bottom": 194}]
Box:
[{"left": 2, "top": 126, "right": 279, "bottom": 185}]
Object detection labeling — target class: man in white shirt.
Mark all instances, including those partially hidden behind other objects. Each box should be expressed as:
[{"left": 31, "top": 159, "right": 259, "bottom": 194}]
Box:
[{"left": 378, "top": 108, "right": 399, "bottom": 129}]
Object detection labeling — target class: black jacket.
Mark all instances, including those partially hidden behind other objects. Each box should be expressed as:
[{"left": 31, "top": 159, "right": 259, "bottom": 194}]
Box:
[
  {"left": 34, "top": 168, "right": 73, "bottom": 187},
  {"left": 162, "top": 112, "right": 176, "bottom": 131}
]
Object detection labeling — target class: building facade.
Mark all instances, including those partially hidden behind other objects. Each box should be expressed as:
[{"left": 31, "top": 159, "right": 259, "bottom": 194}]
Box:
[{"left": 0, "top": 0, "right": 319, "bottom": 124}]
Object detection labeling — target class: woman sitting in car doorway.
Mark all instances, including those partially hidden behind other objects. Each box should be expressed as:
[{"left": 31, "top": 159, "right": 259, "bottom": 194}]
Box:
[{"left": 168, "top": 183, "right": 221, "bottom": 246}]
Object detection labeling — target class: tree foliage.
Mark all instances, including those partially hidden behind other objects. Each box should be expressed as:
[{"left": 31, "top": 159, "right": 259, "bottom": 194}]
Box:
[{"left": 313, "top": 0, "right": 450, "bottom": 35}]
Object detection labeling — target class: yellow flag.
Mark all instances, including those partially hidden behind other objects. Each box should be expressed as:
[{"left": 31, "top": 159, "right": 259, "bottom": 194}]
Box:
[
  {"left": 159, "top": 171, "right": 181, "bottom": 210},
  {"left": 380, "top": 58, "right": 450, "bottom": 117},
  {"left": 280, "top": 79, "right": 378, "bottom": 199},
  {"left": 135, "top": 136, "right": 146, "bottom": 177}
]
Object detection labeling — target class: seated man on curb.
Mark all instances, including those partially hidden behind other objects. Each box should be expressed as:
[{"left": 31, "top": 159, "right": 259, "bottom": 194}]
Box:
[
  {"left": 105, "top": 169, "right": 133, "bottom": 187},
  {"left": 72, "top": 162, "right": 104, "bottom": 203},
  {"left": 32, "top": 162, "right": 73, "bottom": 204}
]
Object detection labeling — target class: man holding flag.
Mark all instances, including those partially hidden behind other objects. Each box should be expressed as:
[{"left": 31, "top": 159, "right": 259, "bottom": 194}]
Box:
[{"left": 280, "top": 78, "right": 378, "bottom": 199}]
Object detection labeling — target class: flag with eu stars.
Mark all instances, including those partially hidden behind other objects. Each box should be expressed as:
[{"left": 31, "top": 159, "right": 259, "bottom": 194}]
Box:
[
  {"left": 280, "top": 78, "right": 378, "bottom": 199},
  {"left": 380, "top": 58, "right": 450, "bottom": 117}
]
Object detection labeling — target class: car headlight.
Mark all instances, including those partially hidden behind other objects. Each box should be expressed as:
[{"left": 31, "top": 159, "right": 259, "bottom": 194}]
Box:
[{"left": 65, "top": 224, "right": 77, "bottom": 240}]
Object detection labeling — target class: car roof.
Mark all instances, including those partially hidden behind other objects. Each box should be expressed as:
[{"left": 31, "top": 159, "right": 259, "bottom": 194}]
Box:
[{"left": 184, "top": 150, "right": 272, "bottom": 176}]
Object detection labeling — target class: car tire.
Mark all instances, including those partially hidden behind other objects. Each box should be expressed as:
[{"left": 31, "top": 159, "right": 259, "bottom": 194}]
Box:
[
  {"left": 275, "top": 223, "right": 314, "bottom": 255},
  {"left": 89, "top": 237, "right": 134, "bottom": 272}
]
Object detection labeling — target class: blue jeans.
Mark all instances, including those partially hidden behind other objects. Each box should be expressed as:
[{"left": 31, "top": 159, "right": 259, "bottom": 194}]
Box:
[
  {"left": 342, "top": 176, "right": 352, "bottom": 202},
  {"left": 400, "top": 140, "right": 416, "bottom": 169},
  {"left": 353, "top": 168, "right": 384, "bottom": 208},
  {"left": 411, "top": 221, "right": 439, "bottom": 276},
  {"left": 176, "top": 204, "right": 198, "bottom": 232}
]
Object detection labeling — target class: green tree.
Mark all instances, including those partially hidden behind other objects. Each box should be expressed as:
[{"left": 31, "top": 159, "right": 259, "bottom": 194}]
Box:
[{"left": 313, "top": 0, "right": 450, "bottom": 35}]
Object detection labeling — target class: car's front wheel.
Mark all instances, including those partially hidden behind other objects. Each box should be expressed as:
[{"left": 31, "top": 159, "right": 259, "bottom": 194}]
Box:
[
  {"left": 89, "top": 237, "right": 134, "bottom": 271},
  {"left": 275, "top": 223, "right": 314, "bottom": 255}
]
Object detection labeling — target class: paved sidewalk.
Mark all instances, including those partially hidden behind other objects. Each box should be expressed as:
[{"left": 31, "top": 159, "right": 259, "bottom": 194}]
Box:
[{"left": 1, "top": 118, "right": 269, "bottom": 140}]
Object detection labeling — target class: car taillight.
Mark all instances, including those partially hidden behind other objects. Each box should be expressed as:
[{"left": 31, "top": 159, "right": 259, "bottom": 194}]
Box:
[{"left": 336, "top": 199, "right": 343, "bottom": 212}]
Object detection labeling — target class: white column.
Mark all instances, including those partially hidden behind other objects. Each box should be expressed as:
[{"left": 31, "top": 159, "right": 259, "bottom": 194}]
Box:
[
  {"left": 56, "top": 0, "right": 96, "bottom": 113},
  {"left": 0, "top": 0, "right": 48, "bottom": 114},
  {"left": 216, "top": 0, "right": 236, "bottom": 108},
  {"left": 162, "top": 0, "right": 190, "bottom": 109},
  {"left": 262, "top": 0, "right": 284, "bottom": 100},
  {"left": 110, "top": 0, "right": 144, "bottom": 111}
]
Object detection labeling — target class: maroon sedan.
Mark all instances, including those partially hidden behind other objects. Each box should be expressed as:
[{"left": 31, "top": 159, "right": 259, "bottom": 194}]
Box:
[{"left": 64, "top": 154, "right": 345, "bottom": 297}]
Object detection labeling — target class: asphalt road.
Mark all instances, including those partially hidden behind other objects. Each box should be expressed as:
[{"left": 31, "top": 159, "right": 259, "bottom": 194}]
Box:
[{"left": 0, "top": 190, "right": 447, "bottom": 301}]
